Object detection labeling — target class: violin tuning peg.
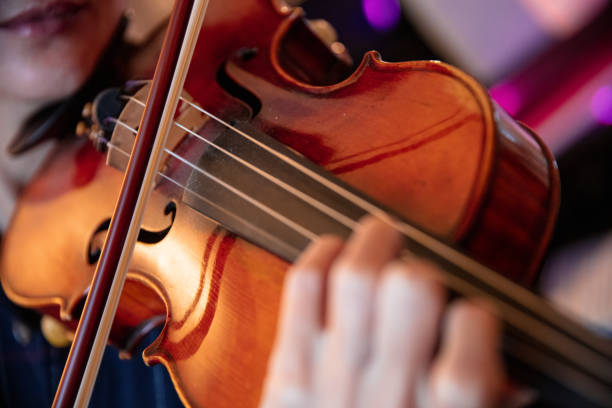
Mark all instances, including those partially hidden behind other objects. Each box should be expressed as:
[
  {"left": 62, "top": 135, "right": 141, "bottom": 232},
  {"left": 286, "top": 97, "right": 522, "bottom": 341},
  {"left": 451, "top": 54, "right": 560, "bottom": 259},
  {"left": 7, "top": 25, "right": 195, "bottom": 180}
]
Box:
[
  {"left": 90, "top": 127, "right": 109, "bottom": 153},
  {"left": 75, "top": 121, "right": 108, "bottom": 153},
  {"left": 81, "top": 102, "right": 93, "bottom": 120},
  {"left": 75, "top": 121, "right": 89, "bottom": 138}
]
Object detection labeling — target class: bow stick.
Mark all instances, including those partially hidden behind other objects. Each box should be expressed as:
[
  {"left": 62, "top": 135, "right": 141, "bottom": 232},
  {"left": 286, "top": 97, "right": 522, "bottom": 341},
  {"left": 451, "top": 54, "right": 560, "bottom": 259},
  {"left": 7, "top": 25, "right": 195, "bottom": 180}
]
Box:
[{"left": 53, "top": 0, "right": 209, "bottom": 406}]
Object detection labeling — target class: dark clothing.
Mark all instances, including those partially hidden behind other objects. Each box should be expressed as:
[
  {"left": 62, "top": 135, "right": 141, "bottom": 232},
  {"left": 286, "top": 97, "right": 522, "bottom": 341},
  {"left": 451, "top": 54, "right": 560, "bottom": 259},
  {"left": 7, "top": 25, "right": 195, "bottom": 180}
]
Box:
[{"left": 0, "top": 288, "right": 182, "bottom": 407}]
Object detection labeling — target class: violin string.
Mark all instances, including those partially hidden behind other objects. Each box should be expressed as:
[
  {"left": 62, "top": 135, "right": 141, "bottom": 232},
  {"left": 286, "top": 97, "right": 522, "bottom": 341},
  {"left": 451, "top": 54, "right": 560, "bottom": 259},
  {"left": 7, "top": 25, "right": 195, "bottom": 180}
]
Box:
[
  {"left": 129, "top": 96, "right": 357, "bottom": 229},
  {"left": 122, "top": 94, "right": 480, "bottom": 279},
  {"left": 108, "top": 118, "right": 319, "bottom": 242},
  {"left": 112, "top": 96, "right": 564, "bottom": 332},
  {"left": 173, "top": 95, "right": 394, "bottom": 222},
  {"left": 154, "top": 172, "right": 305, "bottom": 257},
  {"left": 104, "top": 139, "right": 303, "bottom": 255},
  {"left": 125, "top": 95, "right": 358, "bottom": 230}
]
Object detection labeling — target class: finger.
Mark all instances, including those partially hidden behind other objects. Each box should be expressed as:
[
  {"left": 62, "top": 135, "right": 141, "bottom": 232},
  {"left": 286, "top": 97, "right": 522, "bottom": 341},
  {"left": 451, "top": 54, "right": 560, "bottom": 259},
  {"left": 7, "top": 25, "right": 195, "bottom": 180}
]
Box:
[
  {"left": 357, "top": 259, "right": 445, "bottom": 408},
  {"left": 274, "top": 235, "right": 344, "bottom": 353},
  {"left": 261, "top": 236, "right": 343, "bottom": 408},
  {"left": 315, "top": 216, "right": 403, "bottom": 408},
  {"left": 428, "top": 300, "right": 505, "bottom": 408},
  {"left": 335, "top": 215, "right": 404, "bottom": 272}
]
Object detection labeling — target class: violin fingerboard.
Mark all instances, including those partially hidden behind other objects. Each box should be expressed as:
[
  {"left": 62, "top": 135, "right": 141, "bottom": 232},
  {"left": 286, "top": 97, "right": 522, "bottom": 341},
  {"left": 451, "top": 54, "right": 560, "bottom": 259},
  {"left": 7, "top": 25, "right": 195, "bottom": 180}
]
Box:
[{"left": 182, "top": 122, "right": 373, "bottom": 261}]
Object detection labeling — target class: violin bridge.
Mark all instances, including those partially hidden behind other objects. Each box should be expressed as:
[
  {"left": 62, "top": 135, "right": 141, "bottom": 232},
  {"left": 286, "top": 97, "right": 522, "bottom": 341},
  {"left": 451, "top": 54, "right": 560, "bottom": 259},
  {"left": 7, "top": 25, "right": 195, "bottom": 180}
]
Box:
[{"left": 105, "top": 82, "right": 203, "bottom": 181}]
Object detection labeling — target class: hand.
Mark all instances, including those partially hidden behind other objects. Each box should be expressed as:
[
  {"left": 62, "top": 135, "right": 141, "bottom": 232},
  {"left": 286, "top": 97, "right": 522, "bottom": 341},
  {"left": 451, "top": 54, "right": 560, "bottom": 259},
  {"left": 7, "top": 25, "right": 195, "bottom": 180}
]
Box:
[{"left": 260, "top": 216, "right": 514, "bottom": 408}]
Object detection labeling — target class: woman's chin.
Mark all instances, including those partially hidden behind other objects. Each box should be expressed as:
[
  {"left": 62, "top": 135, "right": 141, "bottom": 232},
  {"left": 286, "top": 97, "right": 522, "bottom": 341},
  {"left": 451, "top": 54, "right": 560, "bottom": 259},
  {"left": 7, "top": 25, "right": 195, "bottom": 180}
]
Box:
[
  {"left": 0, "top": 3, "right": 123, "bottom": 105},
  {"left": 0, "top": 29, "right": 108, "bottom": 103}
]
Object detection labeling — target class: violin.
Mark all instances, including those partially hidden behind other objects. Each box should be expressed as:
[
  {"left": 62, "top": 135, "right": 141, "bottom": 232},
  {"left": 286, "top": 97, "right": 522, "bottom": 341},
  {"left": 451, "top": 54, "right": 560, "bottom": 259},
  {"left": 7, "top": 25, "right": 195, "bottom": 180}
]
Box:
[{"left": 1, "top": 0, "right": 612, "bottom": 406}]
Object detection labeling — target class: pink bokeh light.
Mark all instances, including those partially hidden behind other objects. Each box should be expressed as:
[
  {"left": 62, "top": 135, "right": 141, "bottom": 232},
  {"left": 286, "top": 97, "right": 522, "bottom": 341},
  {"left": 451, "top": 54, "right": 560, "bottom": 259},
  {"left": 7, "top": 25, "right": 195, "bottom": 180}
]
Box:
[
  {"left": 489, "top": 82, "right": 523, "bottom": 116},
  {"left": 591, "top": 85, "right": 612, "bottom": 125},
  {"left": 362, "top": 0, "right": 401, "bottom": 32}
]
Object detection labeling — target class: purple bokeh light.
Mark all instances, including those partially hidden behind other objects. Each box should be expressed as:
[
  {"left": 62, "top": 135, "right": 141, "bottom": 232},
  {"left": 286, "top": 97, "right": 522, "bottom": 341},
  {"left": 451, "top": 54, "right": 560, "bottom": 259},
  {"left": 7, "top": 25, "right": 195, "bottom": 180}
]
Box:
[
  {"left": 591, "top": 86, "right": 612, "bottom": 125},
  {"left": 362, "top": 0, "right": 401, "bottom": 32},
  {"left": 489, "top": 82, "right": 522, "bottom": 116}
]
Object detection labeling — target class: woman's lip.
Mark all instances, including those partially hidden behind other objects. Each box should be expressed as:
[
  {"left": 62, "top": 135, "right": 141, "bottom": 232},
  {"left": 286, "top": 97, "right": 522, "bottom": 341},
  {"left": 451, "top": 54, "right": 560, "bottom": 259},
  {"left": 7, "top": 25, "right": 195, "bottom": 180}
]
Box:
[{"left": 0, "top": 1, "right": 88, "bottom": 37}]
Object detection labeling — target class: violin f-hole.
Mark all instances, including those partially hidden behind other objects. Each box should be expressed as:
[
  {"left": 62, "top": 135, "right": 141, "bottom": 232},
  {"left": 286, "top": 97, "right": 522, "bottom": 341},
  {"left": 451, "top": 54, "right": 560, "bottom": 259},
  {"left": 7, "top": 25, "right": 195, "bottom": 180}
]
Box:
[{"left": 86, "top": 201, "right": 178, "bottom": 265}]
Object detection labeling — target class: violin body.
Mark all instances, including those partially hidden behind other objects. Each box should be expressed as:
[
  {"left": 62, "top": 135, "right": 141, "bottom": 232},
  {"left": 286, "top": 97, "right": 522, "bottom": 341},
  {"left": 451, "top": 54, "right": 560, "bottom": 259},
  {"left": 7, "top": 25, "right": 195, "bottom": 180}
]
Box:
[{"left": 0, "top": 0, "right": 559, "bottom": 406}]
